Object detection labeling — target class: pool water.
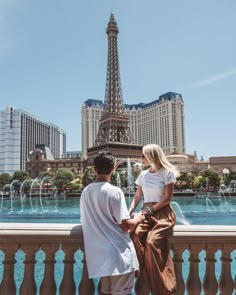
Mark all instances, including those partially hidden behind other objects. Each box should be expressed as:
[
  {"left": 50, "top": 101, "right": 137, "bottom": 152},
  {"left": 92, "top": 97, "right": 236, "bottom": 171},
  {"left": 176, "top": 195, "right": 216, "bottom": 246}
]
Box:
[
  {"left": 173, "top": 196, "right": 236, "bottom": 225},
  {"left": 0, "top": 197, "right": 80, "bottom": 223},
  {"left": 1, "top": 195, "right": 236, "bottom": 225}
]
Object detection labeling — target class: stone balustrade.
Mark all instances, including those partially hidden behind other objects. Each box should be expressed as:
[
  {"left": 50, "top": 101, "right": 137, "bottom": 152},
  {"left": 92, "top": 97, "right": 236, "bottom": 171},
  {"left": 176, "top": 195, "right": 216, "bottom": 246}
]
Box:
[{"left": 0, "top": 223, "right": 235, "bottom": 295}]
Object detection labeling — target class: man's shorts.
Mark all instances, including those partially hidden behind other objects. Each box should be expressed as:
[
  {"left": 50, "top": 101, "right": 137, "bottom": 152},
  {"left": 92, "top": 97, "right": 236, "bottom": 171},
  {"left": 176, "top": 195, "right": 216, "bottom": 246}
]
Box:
[{"left": 100, "top": 271, "right": 135, "bottom": 295}]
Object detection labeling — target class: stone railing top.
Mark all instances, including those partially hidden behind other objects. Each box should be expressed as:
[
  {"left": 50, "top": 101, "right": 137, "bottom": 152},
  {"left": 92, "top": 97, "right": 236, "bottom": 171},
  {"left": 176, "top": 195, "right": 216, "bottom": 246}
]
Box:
[
  {"left": 0, "top": 223, "right": 83, "bottom": 243},
  {"left": 171, "top": 225, "right": 236, "bottom": 243},
  {"left": 0, "top": 223, "right": 236, "bottom": 234},
  {"left": 174, "top": 224, "right": 236, "bottom": 233},
  {"left": 0, "top": 223, "right": 235, "bottom": 238}
]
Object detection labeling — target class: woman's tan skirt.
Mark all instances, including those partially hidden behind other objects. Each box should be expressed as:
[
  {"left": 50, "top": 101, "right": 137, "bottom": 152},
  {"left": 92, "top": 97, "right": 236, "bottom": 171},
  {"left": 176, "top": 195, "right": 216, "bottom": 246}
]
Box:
[{"left": 131, "top": 203, "right": 176, "bottom": 295}]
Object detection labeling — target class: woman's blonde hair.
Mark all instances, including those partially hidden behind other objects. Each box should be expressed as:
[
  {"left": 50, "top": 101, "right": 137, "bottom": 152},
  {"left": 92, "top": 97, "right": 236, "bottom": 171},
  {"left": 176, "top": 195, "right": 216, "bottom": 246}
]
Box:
[{"left": 143, "top": 144, "right": 179, "bottom": 177}]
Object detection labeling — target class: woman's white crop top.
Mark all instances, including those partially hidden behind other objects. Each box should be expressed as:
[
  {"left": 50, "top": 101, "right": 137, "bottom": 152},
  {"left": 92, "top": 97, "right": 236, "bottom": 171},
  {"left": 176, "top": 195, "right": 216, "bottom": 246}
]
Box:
[{"left": 135, "top": 168, "right": 176, "bottom": 202}]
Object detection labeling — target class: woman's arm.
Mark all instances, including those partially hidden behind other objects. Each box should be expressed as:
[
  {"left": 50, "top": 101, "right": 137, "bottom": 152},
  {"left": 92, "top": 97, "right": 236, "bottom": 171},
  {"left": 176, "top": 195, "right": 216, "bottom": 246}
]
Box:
[{"left": 128, "top": 185, "right": 143, "bottom": 215}]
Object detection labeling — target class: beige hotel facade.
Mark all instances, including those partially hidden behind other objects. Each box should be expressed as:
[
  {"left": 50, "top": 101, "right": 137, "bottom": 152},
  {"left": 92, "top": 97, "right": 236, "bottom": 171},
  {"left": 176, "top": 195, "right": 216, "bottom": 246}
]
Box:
[{"left": 81, "top": 92, "right": 185, "bottom": 160}]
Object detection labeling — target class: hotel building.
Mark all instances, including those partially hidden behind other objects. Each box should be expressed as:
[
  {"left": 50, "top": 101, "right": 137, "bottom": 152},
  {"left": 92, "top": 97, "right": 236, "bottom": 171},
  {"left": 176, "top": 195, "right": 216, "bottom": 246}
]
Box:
[
  {"left": 81, "top": 92, "right": 185, "bottom": 159},
  {"left": 0, "top": 106, "right": 66, "bottom": 174}
]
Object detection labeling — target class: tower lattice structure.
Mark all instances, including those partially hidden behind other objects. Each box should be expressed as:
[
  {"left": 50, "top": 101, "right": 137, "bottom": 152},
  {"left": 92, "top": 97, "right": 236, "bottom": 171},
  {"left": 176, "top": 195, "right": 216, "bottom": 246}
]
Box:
[{"left": 95, "top": 13, "right": 133, "bottom": 146}]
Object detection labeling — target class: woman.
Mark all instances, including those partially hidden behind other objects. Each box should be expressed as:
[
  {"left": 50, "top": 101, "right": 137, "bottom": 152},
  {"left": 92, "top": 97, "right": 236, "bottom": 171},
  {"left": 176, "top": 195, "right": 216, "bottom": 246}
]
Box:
[{"left": 128, "top": 144, "right": 178, "bottom": 295}]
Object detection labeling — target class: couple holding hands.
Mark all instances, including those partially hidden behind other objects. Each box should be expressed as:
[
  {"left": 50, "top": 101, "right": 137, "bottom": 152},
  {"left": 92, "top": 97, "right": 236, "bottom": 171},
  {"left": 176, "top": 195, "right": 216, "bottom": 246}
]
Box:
[{"left": 80, "top": 144, "right": 178, "bottom": 295}]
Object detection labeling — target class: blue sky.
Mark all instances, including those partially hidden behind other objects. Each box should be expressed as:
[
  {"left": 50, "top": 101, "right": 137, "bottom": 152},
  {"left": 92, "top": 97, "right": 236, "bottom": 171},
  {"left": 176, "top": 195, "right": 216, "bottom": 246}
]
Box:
[{"left": 0, "top": 0, "right": 235, "bottom": 160}]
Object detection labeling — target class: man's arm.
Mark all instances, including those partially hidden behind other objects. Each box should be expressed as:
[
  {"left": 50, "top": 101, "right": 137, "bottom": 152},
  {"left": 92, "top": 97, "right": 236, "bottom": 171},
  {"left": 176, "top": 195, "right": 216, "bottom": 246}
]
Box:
[{"left": 119, "top": 211, "right": 144, "bottom": 232}]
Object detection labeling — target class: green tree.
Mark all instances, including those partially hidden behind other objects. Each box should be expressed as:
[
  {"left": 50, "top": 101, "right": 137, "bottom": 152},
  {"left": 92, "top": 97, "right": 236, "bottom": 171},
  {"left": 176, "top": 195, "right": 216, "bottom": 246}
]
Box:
[
  {"left": 176, "top": 172, "right": 189, "bottom": 190},
  {"left": 193, "top": 175, "right": 204, "bottom": 189},
  {"left": 54, "top": 168, "right": 75, "bottom": 192},
  {"left": 200, "top": 170, "right": 220, "bottom": 191},
  {"left": 12, "top": 171, "right": 30, "bottom": 182},
  {"left": 110, "top": 171, "right": 118, "bottom": 186},
  {"left": 40, "top": 170, "right": 55, "bottom": 179},
  {"left": 70, "top": 175, "right": 83, "bottom": 191},
  {"left": 82, "top": 166, "right": 96, "bottom": 187},
  {"left": 186, "top": 172, "right": 194, "bottom": 189},
  {"left": 0, "top": 173, "right": 12, "bottom": 188},
  {"left": 70, "top": 182, "right": 83, "bottom": 191}
]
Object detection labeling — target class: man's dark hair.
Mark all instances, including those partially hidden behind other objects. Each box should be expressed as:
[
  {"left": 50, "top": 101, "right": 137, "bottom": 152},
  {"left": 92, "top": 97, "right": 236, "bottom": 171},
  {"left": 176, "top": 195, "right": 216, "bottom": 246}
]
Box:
[{"left": 94, "top": 151, "right": 115, "bottom": 174}]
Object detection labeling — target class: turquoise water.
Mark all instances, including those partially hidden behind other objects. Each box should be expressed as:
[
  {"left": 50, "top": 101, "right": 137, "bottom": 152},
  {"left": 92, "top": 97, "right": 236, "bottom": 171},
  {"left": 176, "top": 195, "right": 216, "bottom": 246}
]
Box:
[
  {"left": 173, "top": 196, "right": 236, "bottom": 225},
  {"left": 1, "top": 195, "right": 236, "bottom": 225},
  {"left": 0, "top": 197, "right": 80, "bottom": 223}
]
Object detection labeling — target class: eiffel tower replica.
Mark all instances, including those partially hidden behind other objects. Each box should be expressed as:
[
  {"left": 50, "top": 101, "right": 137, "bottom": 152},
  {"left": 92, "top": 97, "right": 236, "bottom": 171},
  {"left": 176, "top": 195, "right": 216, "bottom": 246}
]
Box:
[{"left": 87, "top": 13, "right": 142, "bottom": 162}]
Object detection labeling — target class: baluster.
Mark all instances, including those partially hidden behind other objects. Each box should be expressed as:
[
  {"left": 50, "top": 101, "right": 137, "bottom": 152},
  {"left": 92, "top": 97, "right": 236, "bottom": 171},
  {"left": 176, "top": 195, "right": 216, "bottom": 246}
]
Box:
[
  {"left": 186, "top": 244, "right": 202, "bottom": 295},
  {"left": 20, "top": 244, "right": 38, "bottom": 295},
  {"left": 172, "top": 243, "right": 186, "bottom": 295},
  {"left": 202, "top": 244, "right": 218, "bottom": 295},
  {"left": 78, "top": 249, "right": 95, "bottom": 295},
  {"left": 218, "top": 245, "right": 234, "bottom": 295},
  {"left": 40, "top": 244, "right": 58, "bottom": 294},
  {"left": 0, "top": 244, "right": 17, "bottom": 295},
  {"left": 60, "top": 245, "right": 78, "bottom": 295},
  {"left": 134, "top": 269, "right": 150, "bottom": 295}
]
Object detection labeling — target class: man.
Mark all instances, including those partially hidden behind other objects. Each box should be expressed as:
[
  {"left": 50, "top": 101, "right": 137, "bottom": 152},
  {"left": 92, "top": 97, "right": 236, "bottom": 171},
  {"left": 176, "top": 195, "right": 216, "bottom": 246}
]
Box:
[{"left": 80, "top": 151, "right": 143, "bottom": 295}]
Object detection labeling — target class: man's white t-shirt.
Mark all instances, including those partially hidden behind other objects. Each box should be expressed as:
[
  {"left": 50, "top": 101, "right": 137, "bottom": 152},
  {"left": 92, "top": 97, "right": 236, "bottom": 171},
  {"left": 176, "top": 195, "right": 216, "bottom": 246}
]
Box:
[
  {"left": 80, "top": 182, "right": 139, "bottom": 279},
  {"left": 135, "top": 168, "right": 176, "bottom": 202}
]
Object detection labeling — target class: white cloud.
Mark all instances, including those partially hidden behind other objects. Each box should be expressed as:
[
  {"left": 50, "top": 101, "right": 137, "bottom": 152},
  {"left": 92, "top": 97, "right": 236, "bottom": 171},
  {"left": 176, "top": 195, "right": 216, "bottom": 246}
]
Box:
[
  {"left": 192, "top": 69, "right": 236, "bottom": 87},
  {"left": 180, "top": 68, "right": 236, "bottom": 91}
]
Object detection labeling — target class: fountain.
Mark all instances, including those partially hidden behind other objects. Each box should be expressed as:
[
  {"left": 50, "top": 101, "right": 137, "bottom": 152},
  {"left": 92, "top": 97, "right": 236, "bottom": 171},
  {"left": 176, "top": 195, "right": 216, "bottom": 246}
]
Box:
[
  {"left": 0, "top": 176, "right": 236, "bottom": 225},
  {"left": 29, "top": 178, "right": 41, "bottom": 212},
  {"left": 0, "top": 181, "right": 21, "bottom": 212},
  {"left": 116, "top": 172, "right": 121, "bottom": 188},
  {"left": 38, "top": 177, "right": 55, "bottom": 213},
  {"left": 19, "top": 179, "right": 32, "bottom": 212},
  {"left": 1, "top": 184, "right": 10, "bottom": 212},
  {"left": 219, "top": 189, "right": 231, "bottom": 211},
  {"left": 205, "top": 198, "right": 217, "bottom": 212},
  {"left": 0, "top": 176, "right": 80, "bottom": 223},
  {"left": 173, "top": 195, "right": 236, "bottom": 225},
  {"left": 171, "top": 201, "right": 190, "bottom": 225},
  {"left": 9, "top": 179, "right": 20, "bottom": 212}
]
